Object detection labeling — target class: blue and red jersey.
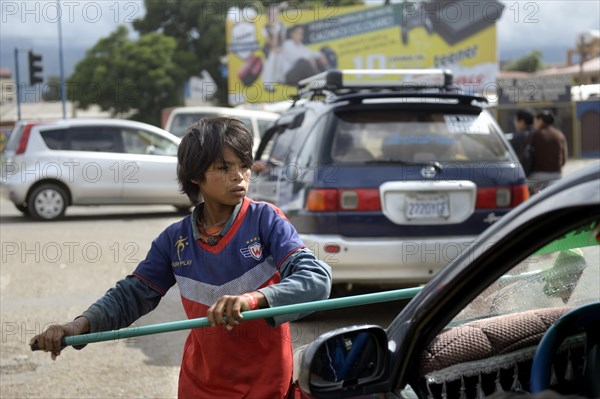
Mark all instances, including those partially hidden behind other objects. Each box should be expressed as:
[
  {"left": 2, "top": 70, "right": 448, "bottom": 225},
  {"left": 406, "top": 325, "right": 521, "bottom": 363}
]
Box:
[{"left": 133, "top": 197, "right": 305, "bottom": 398}]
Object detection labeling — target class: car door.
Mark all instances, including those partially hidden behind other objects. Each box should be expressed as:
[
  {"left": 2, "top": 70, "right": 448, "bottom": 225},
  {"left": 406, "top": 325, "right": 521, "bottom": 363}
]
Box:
[
  {"left": 250, "top": 109, "right": 314, "bottom": 208},
  {"left": 61, "top": 126, "right": 125, "bottom": 204},
  {"left": 118, "top": 127, "right": 185, "bottom": 205}
]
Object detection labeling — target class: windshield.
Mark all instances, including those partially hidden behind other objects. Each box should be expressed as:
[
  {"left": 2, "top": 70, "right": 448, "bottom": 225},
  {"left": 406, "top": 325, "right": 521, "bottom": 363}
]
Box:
[
  {"left": 449, "top": 221, "right": 600, "bottom": 328},
  {"left": 331, "top": 111, "right": 512, "bottom": 163}
]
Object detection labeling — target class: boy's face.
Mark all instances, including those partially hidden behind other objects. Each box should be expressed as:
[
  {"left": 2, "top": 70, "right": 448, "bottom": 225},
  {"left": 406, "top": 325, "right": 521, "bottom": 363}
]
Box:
[{"left": 197, "top": 146, "right": 251, "bottom": 206}]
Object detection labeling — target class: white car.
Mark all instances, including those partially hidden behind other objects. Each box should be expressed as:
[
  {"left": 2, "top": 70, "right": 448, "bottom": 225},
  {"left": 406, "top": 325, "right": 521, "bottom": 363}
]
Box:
[
  {"left": 1, "top": 119, "right": 191, "bottom": 220},
  {"left": 163, "top": 106, "right": 279, "bottom": 155}
]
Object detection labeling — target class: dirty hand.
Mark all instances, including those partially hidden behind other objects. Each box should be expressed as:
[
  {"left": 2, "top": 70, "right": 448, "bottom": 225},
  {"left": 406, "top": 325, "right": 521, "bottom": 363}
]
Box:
[
  {"left": 207, "top": 295, "right": 252, "bottom": 331},
  {"left": 29, "top": 317, "right": 89, "bottom": 360}
]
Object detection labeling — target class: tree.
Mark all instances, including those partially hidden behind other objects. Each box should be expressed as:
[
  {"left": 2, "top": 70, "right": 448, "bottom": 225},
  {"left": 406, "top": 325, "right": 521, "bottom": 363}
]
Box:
[
  {"left": 133, "top": 0, "right": 238, "bottom": 105},
  {"left": 503, "top": 51, "right": 546, "bottom": 73},
  {"left": 68, "top": 26, "right": 185, "bottom": 126}
]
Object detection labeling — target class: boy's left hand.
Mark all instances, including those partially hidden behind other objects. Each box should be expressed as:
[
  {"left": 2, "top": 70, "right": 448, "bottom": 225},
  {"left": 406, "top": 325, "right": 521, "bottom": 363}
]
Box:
[{"left": 207, "top": 295, "right": 249, "bottom": 331}]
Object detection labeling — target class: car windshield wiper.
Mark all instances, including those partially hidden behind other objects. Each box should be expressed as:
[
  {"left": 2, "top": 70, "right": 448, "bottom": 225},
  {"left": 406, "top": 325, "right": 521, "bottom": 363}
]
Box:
[
  {"left": 365, "top": 159, "right": 444, "bottom": 171},
  {"left": 365, "top": 158, "right": 423, "bottom": 165}
]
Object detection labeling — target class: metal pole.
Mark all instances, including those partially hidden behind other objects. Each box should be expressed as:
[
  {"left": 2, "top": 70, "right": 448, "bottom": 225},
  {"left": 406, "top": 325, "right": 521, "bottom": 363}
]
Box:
[
  {"left": 32, "top": 286, "right": 423, "bottom": 349},
  {"left": 14, "top": 48, "right": 22, "bottom": 121},
  {"left": 57, "top": 0, "right": 67, "bottom": 119}
]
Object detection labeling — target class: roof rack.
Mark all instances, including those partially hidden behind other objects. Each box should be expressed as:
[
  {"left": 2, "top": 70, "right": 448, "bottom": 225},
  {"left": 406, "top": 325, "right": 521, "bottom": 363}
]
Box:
[{"left": 296, "top": 69, "right": 454, "bottom": 98}]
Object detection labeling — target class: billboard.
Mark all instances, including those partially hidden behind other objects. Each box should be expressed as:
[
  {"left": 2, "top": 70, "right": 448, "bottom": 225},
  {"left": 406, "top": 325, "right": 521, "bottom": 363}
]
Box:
[
  {"left": 496, "top": 74, "right": 574, "bottom": 104},
  {"left": 225, "top": 1, "right": 504, "bottom": 104}
]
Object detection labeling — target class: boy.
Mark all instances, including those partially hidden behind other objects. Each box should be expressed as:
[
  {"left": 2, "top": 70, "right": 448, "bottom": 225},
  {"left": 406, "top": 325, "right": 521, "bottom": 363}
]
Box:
[{"left": 30, "top": 117, "right": 332, "bottom": 398}]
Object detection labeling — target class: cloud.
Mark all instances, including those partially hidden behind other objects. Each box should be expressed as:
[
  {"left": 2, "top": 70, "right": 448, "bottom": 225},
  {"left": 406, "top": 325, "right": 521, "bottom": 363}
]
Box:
[
  {"left": 497, "top": 0, "right": 600, "bottom": 53},
  {"left": 0, "top": 0, "right": 143, "bottom": 47}
]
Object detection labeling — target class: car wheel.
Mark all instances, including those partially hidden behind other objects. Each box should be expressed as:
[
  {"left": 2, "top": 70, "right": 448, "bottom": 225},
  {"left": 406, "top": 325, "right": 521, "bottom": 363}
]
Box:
[
  {"left": 28, "top": 184, "right": 68, "bottom": 221},
  {"left": 15, "top": 203, "right": 30, "bottom": 215}
]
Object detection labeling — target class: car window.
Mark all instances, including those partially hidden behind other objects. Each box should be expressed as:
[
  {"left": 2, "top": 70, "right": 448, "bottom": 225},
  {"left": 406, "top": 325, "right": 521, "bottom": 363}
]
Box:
[
  {"left": 4, "top": 123, "right": 25, "bottom": 151},
  {"left": 270, "top": 109, "right": 316, "bottom": 164},
  {"left": 413, "top": 219, "right": 600, "bottom": 398},
  {"left": 121, "top": 129, "right": 178, "bottom": 156},
  {"left": 449, "top": 221, "right": 599, "bottom": 328},
  {"left": 67, "top": 127, "right": 124, "bottom": 153},
  {"left": 169, "top": 113, "right": 257, "bottom": 138},
  {"left": 269, "top": 130, "right": 295, "bottom": 164},
  {"left": 296, "top": 115, "right": 328, "bottom": 168},
  {"left": 40, "top": 129, "right": 67, "bottom": 150},
  {"left": 168, "top": 113, "right": 216, "bottom": 137},
  {"left": 257, "top": 119, "right": 275, "bottom": 138},
  {"left": 331, "top": 111, "right": 512, "bottom": 163}
]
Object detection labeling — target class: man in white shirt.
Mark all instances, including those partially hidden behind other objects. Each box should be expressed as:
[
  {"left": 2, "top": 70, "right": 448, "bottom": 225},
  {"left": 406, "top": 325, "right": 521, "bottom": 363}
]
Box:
[{"left": 280, "top": 25, "right": 328, "bottom": 85}]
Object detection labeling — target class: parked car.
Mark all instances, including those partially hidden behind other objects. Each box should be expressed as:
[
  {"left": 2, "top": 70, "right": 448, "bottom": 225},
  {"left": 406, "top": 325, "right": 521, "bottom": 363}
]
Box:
[
  {"left": 1, "top": 119, "right": 190, "bottom": 220},
  {"left": 163, "top": 106, "right": 279, "bottom": 154},
  {"left": 249, "top": 69, "right": 529, "bottom": 286},
  {"left": 295, "top": 164, "right": 600, "bottom": 398}
]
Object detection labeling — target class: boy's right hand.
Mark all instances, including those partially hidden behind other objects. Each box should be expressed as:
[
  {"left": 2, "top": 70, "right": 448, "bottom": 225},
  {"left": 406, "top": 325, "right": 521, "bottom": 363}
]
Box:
[{"left": 29, "top": 317, "right": 89, "bottom": 360}]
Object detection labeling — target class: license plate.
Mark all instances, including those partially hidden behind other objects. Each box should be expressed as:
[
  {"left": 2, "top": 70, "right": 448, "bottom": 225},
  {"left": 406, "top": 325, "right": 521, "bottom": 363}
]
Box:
[{"left": 405, "top": 193, "right": 450, "bottom": 220}]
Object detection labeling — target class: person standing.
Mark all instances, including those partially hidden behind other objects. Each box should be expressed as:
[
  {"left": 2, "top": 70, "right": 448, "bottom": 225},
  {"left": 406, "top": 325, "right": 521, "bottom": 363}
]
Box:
[
  {"left": 262, "top": 4, "right": 286, "bottom": 91},
  {"left": 509, "top": 109, "right": 535, "bottom": 177},
  {"left": 30, "top": 117, "right": 332, "bottom": 398},
  {"left": 528, "top": 110, "right": 568, "bottom": 194}
]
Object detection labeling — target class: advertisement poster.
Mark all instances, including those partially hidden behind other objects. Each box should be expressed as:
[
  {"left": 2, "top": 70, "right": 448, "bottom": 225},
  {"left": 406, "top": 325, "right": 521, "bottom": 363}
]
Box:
[{"left": 226, "top": 1, "right": 504, "bottom": 104}]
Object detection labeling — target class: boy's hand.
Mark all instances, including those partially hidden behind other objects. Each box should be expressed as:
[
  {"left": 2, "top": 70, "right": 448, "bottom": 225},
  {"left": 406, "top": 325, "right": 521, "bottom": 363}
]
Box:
[
  {"left": 207, "top": 295, "right": 247, "bottom": 331},
  {"left": 29, "top": 317, "right": 89, "bottom": 360},
  {"left": 207, "top": 292, "right": 266, "bottom": 331}
]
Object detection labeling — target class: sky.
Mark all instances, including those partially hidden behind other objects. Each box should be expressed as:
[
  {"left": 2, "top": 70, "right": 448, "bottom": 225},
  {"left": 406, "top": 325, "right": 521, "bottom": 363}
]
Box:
[{"left": 1, "top": 0, "right": 599, "bottom": 77}]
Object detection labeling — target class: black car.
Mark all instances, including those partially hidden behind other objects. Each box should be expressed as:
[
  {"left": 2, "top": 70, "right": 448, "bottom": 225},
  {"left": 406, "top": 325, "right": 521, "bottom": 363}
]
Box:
[
  {"left": 250, "top": 69, "right": 528, "bottom": 287},
  {"left": 295, "top": 164, "right": 600, "bottom": 398}
]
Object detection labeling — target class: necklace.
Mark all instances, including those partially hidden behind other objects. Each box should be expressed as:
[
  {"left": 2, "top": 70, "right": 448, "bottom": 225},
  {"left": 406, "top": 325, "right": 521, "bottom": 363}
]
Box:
[
  {"left": 201, "top": 217, "right": 229, "bottom": 229},
  {"left": 198, "top": 213, "right": 230, "bottom": 245}
]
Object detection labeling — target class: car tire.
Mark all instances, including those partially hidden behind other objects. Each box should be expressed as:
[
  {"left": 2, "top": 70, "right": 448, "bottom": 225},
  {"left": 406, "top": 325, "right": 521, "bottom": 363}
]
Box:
[
  {"left": 27, "top": 184, "right": 68, "bottom": 221},
  {"left": 15, "top": 203, "right": 30, "bottom": 215}
]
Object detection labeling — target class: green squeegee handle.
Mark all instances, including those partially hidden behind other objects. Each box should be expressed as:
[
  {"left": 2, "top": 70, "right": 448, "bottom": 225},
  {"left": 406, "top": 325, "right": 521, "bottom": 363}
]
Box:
[{"left": 31, "top": 286, "right": 422, "bottom": 351}]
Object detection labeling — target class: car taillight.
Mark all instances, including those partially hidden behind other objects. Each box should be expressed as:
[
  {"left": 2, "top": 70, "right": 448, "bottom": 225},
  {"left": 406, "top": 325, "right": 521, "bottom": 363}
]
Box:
[
  {"left": 476, "top": 185, "right": 529, "bottom": 209},
  {"left": 511, "top": 184, "right": 530, "bottom": 206},
  {"left": 16, "top": 124, "right": 34, "bottom": 154},
  {"left": 306, "top": 189, "right": 381, "bottom": 212},
  {"left": 306, "top": 189, "right": 338, "bottom": 211}
]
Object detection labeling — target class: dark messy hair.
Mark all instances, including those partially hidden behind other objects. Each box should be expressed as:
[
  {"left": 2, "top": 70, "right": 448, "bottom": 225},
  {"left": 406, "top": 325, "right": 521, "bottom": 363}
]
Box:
[
  {"left": 177, "top": 117, "right": 254, "bottom": 205},
  {"left": 515, "top": 109, "right": 534, "bottom": 125},
  {"left": 535, "top": 110, "right": 555, "bottom": 126}
]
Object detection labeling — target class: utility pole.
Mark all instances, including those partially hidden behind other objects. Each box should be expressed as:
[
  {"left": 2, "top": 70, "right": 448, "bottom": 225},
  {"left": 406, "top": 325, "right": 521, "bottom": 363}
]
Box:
[
  {"left": 57, "top": 0, "right": 67, "bottom": 119},
  {"left": 14, "top": 48, "right": 22, "bottom": 121},
  {"left": 578, "top": 33, "right": 586, "bottom": 85}
]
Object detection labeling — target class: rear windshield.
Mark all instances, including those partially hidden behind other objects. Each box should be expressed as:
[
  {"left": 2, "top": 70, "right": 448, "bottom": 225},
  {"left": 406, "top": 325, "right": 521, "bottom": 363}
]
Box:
[
  {"left": 168, "top": 113, "right": 220, "bottom": 137},
  {"left": 168, "top": 113, "right": 257, "bottom": 138},
  {"left": 331, "top": 110, "right": 512, "bottom": 163}
]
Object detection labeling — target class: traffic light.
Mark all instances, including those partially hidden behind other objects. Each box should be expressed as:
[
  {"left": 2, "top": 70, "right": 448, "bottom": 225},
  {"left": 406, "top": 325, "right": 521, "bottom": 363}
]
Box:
[{"left": 28, "top": 51, "right": 43, "bottom": 85}]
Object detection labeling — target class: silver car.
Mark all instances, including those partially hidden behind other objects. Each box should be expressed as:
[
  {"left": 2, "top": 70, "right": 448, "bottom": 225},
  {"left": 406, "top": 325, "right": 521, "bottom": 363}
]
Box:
[{"left": 1, "top": 119, "right": 190, "bottom": 220}]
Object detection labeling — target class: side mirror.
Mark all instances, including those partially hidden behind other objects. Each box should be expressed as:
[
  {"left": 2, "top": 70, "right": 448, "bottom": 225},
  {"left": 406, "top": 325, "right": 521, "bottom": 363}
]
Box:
[{"left": 296, "top": 325, "right": 389, "bottom": 398}]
